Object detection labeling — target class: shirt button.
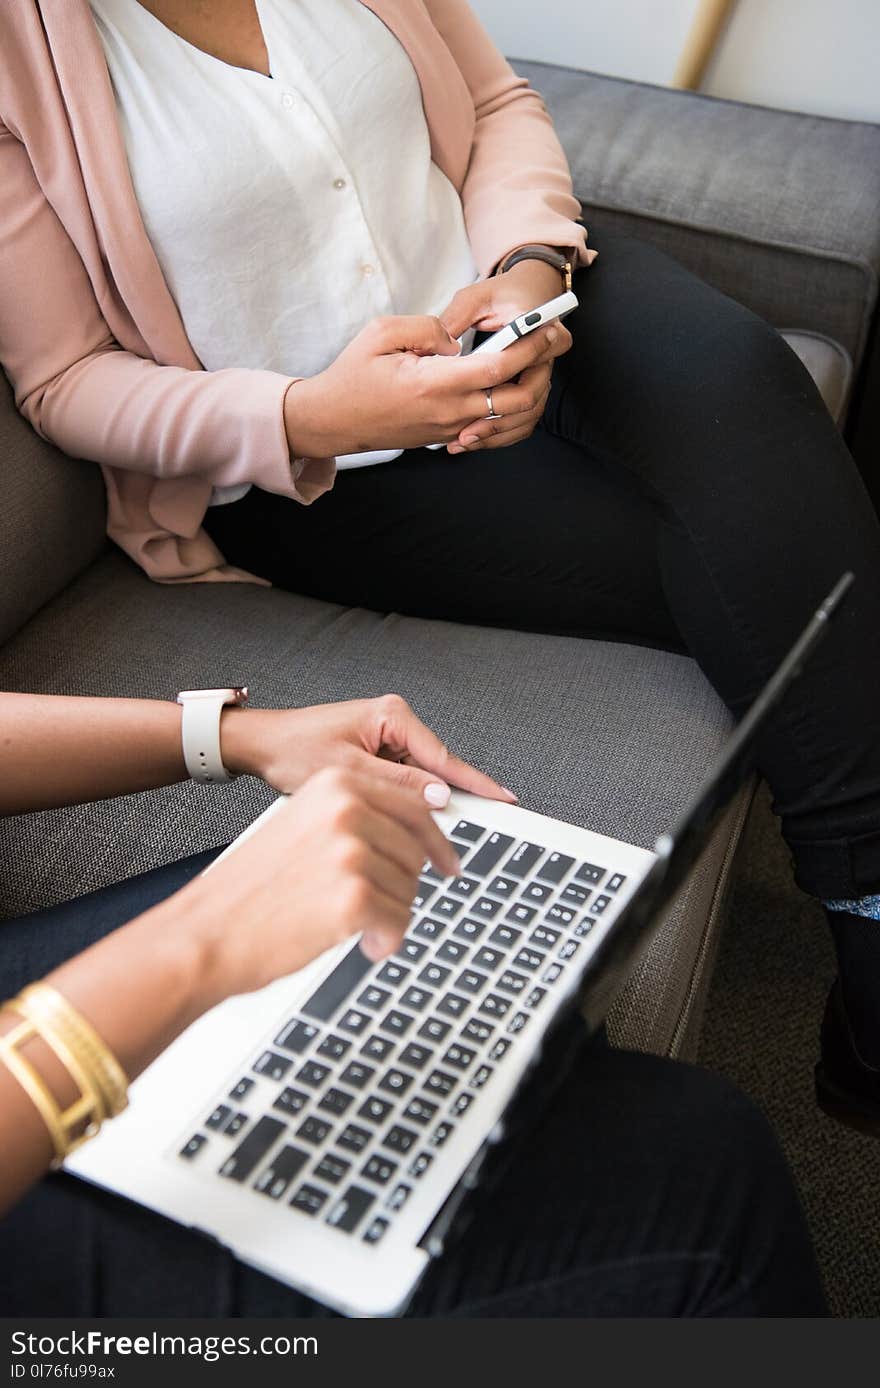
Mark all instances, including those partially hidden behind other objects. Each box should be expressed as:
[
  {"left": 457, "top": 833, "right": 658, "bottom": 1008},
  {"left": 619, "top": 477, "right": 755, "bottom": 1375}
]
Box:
[
  {"left": 281, "top": 91, "right": 295, "bottom": 109},
  {"left": 333, "top": 177, "right": 347, "bottom": 190},
  {"left": 361, "top": 264, "right": 375, "bottom": 277}
]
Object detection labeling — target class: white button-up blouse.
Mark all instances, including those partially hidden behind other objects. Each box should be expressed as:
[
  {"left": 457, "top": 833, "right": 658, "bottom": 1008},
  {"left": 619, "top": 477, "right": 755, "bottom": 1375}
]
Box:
[{"left": 88, "top": 0, "right": 478, "bottom": 487}]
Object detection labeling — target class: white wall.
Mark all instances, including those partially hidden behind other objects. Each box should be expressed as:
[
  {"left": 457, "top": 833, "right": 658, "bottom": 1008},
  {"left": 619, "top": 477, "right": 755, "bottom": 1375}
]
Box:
[{"left": 469, "top": 0, "right": 880, "bottom": 123}]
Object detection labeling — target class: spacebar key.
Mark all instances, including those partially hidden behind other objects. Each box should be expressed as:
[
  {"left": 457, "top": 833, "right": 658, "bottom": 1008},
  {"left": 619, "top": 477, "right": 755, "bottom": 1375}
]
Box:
[{"left": 301, "top": 943, "right": 373, "bottom": 1022}]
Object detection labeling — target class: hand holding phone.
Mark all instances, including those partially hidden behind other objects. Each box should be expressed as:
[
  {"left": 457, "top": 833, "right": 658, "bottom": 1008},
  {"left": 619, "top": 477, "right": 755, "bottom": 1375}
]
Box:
[{"left": 425, "top": 290, "right": 578, "bottom": 448}]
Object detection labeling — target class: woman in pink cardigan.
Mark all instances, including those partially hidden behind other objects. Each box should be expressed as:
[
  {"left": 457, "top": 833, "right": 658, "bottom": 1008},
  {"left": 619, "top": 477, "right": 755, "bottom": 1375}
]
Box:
[{"left": 0, "top": 0, "right": 875, "bottom": 1299}]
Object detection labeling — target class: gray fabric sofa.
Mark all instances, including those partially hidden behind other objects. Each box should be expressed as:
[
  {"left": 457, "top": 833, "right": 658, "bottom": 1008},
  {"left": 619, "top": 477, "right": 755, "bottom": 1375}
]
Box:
[{"left": 2, "top": 67, "right": 879, "bottom": 1061}]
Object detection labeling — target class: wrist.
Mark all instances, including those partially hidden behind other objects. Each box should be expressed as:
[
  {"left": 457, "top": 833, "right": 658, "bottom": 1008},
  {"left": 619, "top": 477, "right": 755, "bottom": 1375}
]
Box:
[{"left": 283, "top": 375, "right": 342, "bottom": 459}]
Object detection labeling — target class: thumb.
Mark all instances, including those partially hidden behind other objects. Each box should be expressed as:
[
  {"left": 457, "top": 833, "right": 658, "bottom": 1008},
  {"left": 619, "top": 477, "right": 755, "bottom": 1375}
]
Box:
[
  {"left": 438, "top": 282, "right": 493, "bottom": 340},
  {"left": 373, "top": 314, "right": 460, "bottom": 358},
  {"left": 370, "top": 754, "right": 451, "bottom": 808}
]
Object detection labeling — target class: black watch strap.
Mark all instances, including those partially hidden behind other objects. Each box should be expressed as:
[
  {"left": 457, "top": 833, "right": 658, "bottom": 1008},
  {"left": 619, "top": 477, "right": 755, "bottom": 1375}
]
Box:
[{"left": 498, "top": 244, "right": 572, "bottom": 292}]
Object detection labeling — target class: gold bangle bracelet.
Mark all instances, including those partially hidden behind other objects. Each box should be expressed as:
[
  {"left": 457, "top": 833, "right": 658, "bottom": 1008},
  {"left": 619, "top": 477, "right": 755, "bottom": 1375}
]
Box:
[
  {"left": 18, "top": 984, "right": 129, "bottom": 1119},
  {"left": 0, "top": 1018, "right": 104, "bottom": 1167}
]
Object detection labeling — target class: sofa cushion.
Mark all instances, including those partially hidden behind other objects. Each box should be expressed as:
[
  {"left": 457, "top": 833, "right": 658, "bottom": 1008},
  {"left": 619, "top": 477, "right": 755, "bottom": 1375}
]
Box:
[
  {"left": 518, "top": 62, "right": 880, "bottom": 370},
  {"left": 0, "top": 374, "right": 106, "bottom": 646},
  {"left": 0, "top": 552, "right": 745, "bottom": 1058}
]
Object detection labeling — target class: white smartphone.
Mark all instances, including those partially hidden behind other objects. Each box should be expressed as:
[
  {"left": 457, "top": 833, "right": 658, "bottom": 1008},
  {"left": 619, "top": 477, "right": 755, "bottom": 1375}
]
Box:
[{"left": 425, "top": 289, "right": 578, "bottom": 448}]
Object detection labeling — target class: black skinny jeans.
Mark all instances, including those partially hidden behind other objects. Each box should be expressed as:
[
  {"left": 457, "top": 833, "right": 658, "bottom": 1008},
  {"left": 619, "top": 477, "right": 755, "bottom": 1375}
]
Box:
[
  {"left": 0, "top": 854, "right": 826, "bottom": 1317},
  {"left": 205, "top": 237, "right": 880, "bottom": 902}
]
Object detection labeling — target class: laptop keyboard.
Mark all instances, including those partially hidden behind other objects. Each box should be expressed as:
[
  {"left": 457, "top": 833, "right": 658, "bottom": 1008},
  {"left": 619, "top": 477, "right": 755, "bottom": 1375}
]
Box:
[{"left": 177, "top": 818, "right": 627, "bottom": 1247}]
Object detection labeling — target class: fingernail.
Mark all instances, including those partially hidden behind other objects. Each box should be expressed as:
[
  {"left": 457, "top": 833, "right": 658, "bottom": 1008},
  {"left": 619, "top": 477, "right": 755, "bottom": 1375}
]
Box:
[
  {"left": 503, "top": 787, "right": 519, "bottom": 803},
  {"left": 448, "top": 444, "right": 464, "bottom": 455},
  {"left": 424, "top": 782, "right": 450, "bottom": 808},
  {"left": 462, "top": 434, "right": 479, "bottom": 445}
]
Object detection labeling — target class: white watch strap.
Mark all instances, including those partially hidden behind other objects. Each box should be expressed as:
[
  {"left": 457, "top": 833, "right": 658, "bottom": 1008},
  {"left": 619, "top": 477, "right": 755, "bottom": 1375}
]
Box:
[{"left": 177, "top": 690, "right": 241, "bottom": 784}]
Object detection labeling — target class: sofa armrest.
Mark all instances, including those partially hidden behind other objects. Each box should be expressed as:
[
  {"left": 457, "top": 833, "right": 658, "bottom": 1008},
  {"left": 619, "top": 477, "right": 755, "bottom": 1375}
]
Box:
[{"left": 515, "top": 61, "right": 880, "bottom": 369}]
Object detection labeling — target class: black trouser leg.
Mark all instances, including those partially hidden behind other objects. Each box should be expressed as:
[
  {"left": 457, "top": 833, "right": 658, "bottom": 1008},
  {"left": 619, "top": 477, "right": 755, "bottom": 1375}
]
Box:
[
  {"left": 0, "top": 866, "right": 825, "bottom": 1317},
  {"left": 205, "top": 237, "right": 880, "bottom": 900}
]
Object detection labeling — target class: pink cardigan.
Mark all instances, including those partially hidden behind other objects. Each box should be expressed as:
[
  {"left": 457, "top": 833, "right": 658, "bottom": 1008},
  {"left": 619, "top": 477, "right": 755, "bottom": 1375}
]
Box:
[{"left": 0, "top": 0, "right": 591, "bottom": 583}]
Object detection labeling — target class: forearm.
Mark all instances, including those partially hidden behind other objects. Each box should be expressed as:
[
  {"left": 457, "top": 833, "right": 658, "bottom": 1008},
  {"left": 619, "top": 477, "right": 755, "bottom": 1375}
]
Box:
[
  {"left": 0, "top": 883, "right": 220, "bottom": 1214},
  {"left": 0, "top": 693, "right": 189, "bottom": 814}
]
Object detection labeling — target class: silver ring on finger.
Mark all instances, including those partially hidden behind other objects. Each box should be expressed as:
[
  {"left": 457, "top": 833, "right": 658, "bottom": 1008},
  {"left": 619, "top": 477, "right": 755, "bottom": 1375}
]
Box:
[{"left": 484, "top": 389, "right": 502, "bottom": 420}]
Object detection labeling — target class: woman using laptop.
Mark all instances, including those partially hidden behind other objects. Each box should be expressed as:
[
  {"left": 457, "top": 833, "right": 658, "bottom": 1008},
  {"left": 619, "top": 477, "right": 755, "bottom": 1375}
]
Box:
[
  {"left": 0, "top": 689, "right": 825, "bottom": 1316},
  {"left": 1, "top": 0, "right": 879, "bottom": 1130}
]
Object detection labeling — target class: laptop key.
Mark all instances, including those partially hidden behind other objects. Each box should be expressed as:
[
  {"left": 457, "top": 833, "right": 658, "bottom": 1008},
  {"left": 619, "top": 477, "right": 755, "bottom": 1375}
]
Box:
[
  {"left": 418, "top": 1017, "right": 451, "bottom": 1043},
  {"left": 398, "top": 1042, "right": 434, "bottom": 1070},
  {"left": 455, "top": 968, "right": 488, "bottom": 995},
  {"left": 507, "top": 1011, "right": 531, "bottom": 1035},
  {"left": 380, "top": 1009, "right": 415, "bottom": 1039},
  {"left": 525, "top": 987, "right": 548, "bottom": 1009},
  {"left": 607, "top": 873, "right": 627, "bottom": 892},
  {"left": 590, "top": 894, "right": 612, "bottom": 915},
  {"left": 465, "top": 832, "right": 515, "bottom": 877},
  {"left": 225, "top": 1112, "right": 248, "bottom": 1137},
  {"left": 314, "top": 1153, "right": 351, "bottom": 1186},
  {"left": 489, "top": 924, "right": 521, "bottom": 949},
  {"left": 448, "top": 876, "right": 480, "bottom": 900},
  {"left": 383, "top": 1125, "right": 418, "bottom": 1155},
  {"left": 470, "top": 1065, "right": 494, "bottom": 1090},
  {"left": 437, "top": 939, "right": 469, "bottom": 965},
  {"left": 437, "top": 992, "right": 469, "bottom": 1019},
  {"left": 357, "top": 985, "right": 391, "bottom": 1011},
  {"left": 497, "top": 970, "right": 528, "bottom": 995},
  {"left": 386, "top": 1182, "right": 412, "bottom": 1212},
  {"left": 453, "top": 918, "right": 486, "bottom": 943},
  {"left": 537, "top": 852, "right": 575, "bottom": 886},
  {"left": 505, "top": 903, "right": 537, "bottom": 927},
  {"left": 488, "top": 1038, "right": 512, "bottom": 1062},
  {"left": 486, "top": 874, "right": 518, "bottom": 900},
  {"left": 472, "top": 897, "right": 502, "bottom": 920},
  {"left": 480, "top": 992, "right": 512, "bottom": 1018},
  {"left": 451, "top": 820, "right": 486, "bottom": 844},
  {"left": 291, "top": 1183, "right": 329, "bottom": 1217},
  {"left": 418, "top": 962, "right": 451, "bottom": 988},
  {"left": 180, "top": 1134, "right": 207, "bottom": 1160},
  {"left": 274, "top": 1086, "right": 309, "bottom": 1118},
  {"left": 403, "top": 1096, "right": 439, "bottom": 1125},
  {"left": 429, "top": 1121, "right": 455, "bottom": 1148},
  {"left": 502, "top": 842, "right": 545, "bottom": 879},
  {"left": 400, "top": 986, "right": 432, "bottom": 1013},
  {"left": 512, "top": 948, "right": 545, "bottom": 973},
  {"left": 338, "top": 1009, "right": 371, "bottom": 1035},
  {"left": 275, "top": 1019, "right": 319, "bottom": 1055},
  {"left": 575, "top": 862, "right": 606, "bottom": 887},
  {"left": 546, "top": 904, "right": 576, "bottom": 927},
  {"left": 573, "top": 919, "right": 594, "bottom": 939},
  {"left": 301, "top": 943, "right": 373, "bottom": 1022},
  {"left": 412, "top": 879, "right": 438, "bottom": 912},
  {"left": 473, "top": 946, "right": 505, "bottom": 972},
  {"left": 399, "top": 939, "right": 430, "bottom": 963},
  {"left": 327, "top": 1185, "right": 374, "bottom": 1232},
  {"left": 318, "top": 1088, "right": 355, "bottom": 1117},
  {"left": 542, "top": 962, "right": 565, "bottom": 984},
  {"left": 220, "top": 1116, "right": 285, "bottom": 1183},
  {"left": 414, "top": 918, "right": 445, "bottom": 942},
  {"left": 379, "top": 1068, "right": 413, "bottom": 1098},
  {"left": 253, "top": 1051, "right": 291, "bottom": 1082},
  {"left": 317, "top": 1034, "right": 351, "bottom": 1062},
  {"left": 409, "top": 1151, "right": 434, "bottom": 1179},
  {"left": 521, "top": 880, "right": 553, "bottom": 905},
  {"left": 206, "top": 1104, "right": 232, "bottom": 1132},
  {"left": 443, "top": 1044, "right": 476, "bottom": 1071},
  {"left": 297, "top": 1116, "right": 333, "bottom": 1146},
  {"left": 362, "top": 1154, "right": 398, "bottom": 1186},
  {"left": 376, "top": 960, "right": 410, "bottom": 988},
  {"left": 338, "top": 1123, "right": 372, "bottom": 1154},
  {"left": 451, "top": 1092, "right": 475, "bottom": 1117},
  {"left": 254, "top": 1144, "right": 309, "bottom": 1200},
  {"left": 363, "top": 1216, "right": 390, "bottom": 1245},
  {"left": 360, "top": 1035, "right": 395, "bottom": 1062},
  {"left": 229, "top": 1077, "right": 255, "bottom": 1102},
  {"left": 296, "top": 1060, "right": 331, "bottom": 1089},
  {"left": 339, "top": 1061, "right": 376, "bottom": 1090},
  {"left": 425, "top": 1069, "right": 457, "bottom": 1098},
  {"left": 530, "top": 926, "right": 560, "bottom": 949},
  {"left": 560, "top": 883, "right": 591, "bottom": 907},
  {"left": 558, "top": 939, "right": 582, "bottom": 960},
  {"left": 358, "top": 1096, "right": 394, "bottom": 1125},
  {"left": 462, "top": 1017, "right": 495, "bottom": 1043}
]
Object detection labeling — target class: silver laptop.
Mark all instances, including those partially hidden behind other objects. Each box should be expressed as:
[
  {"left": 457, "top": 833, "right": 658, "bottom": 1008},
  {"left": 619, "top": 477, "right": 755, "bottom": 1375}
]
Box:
[{"left": 67, "top": 577, "right": 851, "bottom": 1317}]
